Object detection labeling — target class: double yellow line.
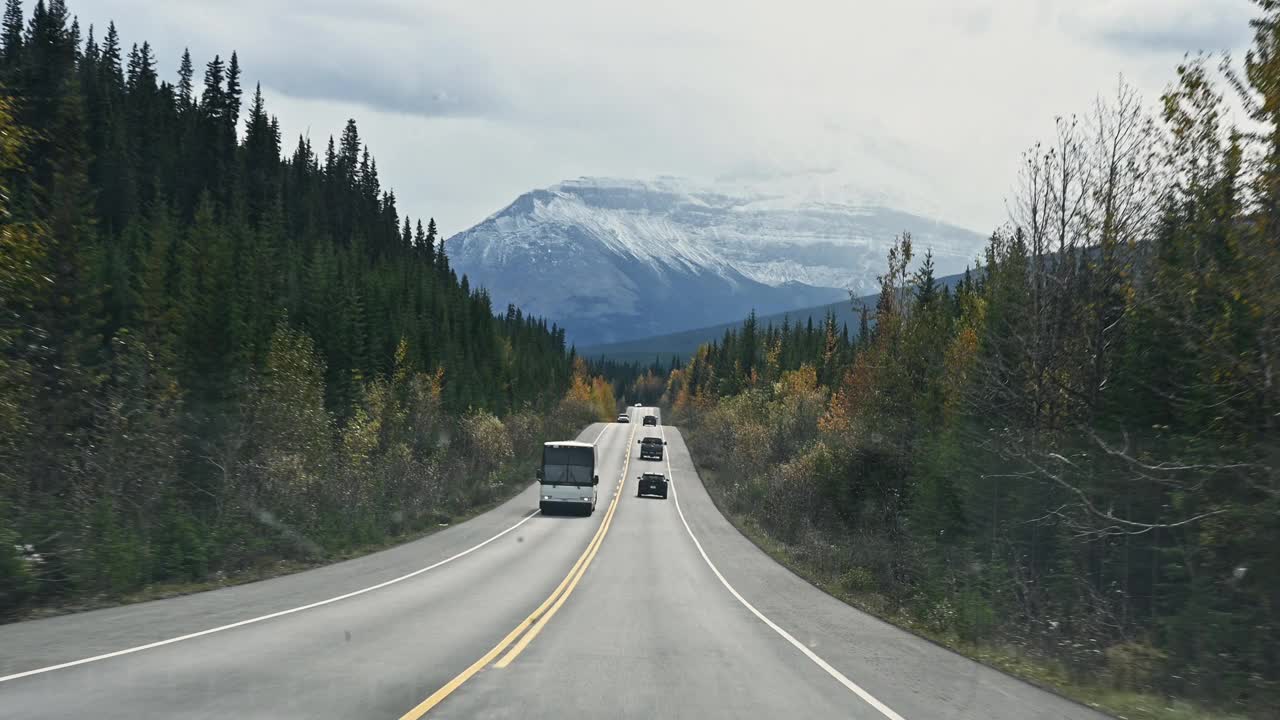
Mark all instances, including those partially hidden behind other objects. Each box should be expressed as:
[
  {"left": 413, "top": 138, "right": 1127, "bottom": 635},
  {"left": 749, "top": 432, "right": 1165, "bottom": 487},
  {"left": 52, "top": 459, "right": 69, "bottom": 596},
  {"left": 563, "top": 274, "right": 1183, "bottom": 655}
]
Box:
[{"left": 398, "top": 421, "right": 636, "bottom": 719}]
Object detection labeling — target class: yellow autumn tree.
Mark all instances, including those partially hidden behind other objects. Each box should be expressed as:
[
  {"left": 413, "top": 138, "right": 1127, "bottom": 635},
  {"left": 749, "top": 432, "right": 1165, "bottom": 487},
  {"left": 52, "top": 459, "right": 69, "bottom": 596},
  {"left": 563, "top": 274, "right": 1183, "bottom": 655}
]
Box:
[{"left": 562, "top": 355, "right": 614, "bottom": 421}]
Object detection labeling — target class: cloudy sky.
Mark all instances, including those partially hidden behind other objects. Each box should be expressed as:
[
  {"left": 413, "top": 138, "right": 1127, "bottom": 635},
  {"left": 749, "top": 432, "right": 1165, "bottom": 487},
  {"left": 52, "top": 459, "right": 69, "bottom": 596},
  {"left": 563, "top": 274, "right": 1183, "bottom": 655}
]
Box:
[{"left": 74, "top": 0, "right": 1254, "bottom": 236}]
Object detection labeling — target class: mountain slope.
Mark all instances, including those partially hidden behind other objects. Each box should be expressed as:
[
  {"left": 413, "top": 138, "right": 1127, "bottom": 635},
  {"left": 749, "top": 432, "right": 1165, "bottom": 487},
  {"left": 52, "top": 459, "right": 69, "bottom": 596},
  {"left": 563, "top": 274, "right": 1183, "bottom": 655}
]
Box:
[
  {"left": 446, "top": 177, "right": 985, "bottom": 346},
  {"left": 579, "top": 270, "right": 967, "bottom": 364}
]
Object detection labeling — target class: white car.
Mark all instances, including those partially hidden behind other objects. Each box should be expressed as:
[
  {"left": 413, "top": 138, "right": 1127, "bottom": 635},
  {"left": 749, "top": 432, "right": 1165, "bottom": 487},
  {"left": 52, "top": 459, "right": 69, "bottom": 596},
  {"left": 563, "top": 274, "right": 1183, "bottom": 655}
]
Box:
[
  {"left": 634, "top": 403, "right": 642, "bottom": 407},
  {"left": 616, "top": 414, "right": 630, "bottom": 423}
]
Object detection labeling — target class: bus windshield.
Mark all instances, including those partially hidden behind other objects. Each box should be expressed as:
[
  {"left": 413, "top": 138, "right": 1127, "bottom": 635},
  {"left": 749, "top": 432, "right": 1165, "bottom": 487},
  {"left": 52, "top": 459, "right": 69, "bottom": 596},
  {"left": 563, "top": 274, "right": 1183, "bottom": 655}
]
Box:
[{"left": 541, "top": 446, "right": 594, "bottom": 486}]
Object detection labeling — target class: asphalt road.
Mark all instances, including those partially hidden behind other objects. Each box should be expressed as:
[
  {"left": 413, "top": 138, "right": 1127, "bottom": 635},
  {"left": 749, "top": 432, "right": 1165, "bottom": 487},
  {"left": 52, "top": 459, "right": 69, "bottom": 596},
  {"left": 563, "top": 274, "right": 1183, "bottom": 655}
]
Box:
[{"left": 0, "top": 408, "right": 1108, "bottom": 719}]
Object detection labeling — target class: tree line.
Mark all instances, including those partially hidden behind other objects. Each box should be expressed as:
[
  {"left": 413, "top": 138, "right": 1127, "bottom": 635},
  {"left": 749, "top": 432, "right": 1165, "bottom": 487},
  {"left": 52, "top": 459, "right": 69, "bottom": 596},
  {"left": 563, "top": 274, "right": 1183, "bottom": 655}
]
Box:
[
  {"left": 667, "top": 7, "right": 1279, "bottom": 715},
  {"left": 0, "top": 0, "right": 594, "bottom": 614},
  {"left": 587, "top": 354, "right": 682, "bottom": 407}
]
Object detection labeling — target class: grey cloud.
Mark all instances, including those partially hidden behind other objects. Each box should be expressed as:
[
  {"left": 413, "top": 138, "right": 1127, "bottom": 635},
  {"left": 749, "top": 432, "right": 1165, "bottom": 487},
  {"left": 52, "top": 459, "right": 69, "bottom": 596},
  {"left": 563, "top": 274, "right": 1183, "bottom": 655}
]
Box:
[
  {"left": 290, "top": 0, "right": 426, "bottom": 28},
  {"left": 715, "top": 163, "right": 840, "bottom": 185},
  {"left": 1066, "top": 2, "right": 1254, "bottom": 54},
  {"left": 1097, "top": 21, "right": 1250, "bottom": 54},
  {"left": 241, "top": 8, "right": 512, "bottom": 119},
  {"left": 251, "top": 52, "right": 508, "bottom": 119},
  {"left": 74, "top": 0, "right": 512, "bottom": 119},
  {"left": 951, "top": 7, "right": 995, "bottom": 35}
]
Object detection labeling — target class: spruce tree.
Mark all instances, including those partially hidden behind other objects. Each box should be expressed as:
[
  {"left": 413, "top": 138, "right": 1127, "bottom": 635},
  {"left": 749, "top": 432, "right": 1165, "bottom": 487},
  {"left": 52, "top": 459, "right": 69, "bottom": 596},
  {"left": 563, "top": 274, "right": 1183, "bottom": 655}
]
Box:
[
  {"left": 200, "top": 54, "right": 224, "bottom": 120},
  {"left": 224, "top": 50, "right": 241, "bottom": 130},
  {"left": 176, "top": 48, "right": 192, "bottom": 110},
  {"left": 913, "top": 248, "right": 938, "bottom": 307},
  {"left": 99, "top": 21, "right": 121, "bottom": 91},
  {"left": 1, "top": 0, "right": 22, "bottom": 68},
  {"left": 338, "top": 118, "right": 360, "bottom": 183},
  {"left": 30, "top": 72, "right": 105, "bottom": 504},
  {"left": 323, "top": 135, "right": 336, "bottom": 171},
  {"left": 139, "top": 195, "right": 181, "bottom": 366}
]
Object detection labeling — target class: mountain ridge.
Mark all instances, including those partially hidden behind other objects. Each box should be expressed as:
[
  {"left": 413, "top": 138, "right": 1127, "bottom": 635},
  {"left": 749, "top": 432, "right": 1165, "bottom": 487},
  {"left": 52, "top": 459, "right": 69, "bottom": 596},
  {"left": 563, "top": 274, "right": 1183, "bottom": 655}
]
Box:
[{"left": 446, "top": 177, "right": 985, "bottom": 345}]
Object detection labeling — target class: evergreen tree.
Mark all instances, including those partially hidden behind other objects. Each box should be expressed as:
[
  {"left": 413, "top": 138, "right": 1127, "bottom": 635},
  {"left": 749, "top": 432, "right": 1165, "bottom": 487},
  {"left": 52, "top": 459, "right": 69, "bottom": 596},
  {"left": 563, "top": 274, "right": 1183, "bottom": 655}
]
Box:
[
  {"left": 176, "top": 47, "right": 192, "bottom": 110},
  {"left": 224, "top": 50, "right": 241, "bottom": 130},
  {"left": 913, "top": 248, "right": 937, "bottom": 307},
  {"left": 1, "top": 0, "right": 22, "bottom": 68},
  {"left": 201, "top": 54, "right": 224, "bottom": 119},
  {"left": 338, "top": 118, "right": 360, "bottom": 183},
  {"left": 99, "top": 21, "right": 121, "bottom": 91}
]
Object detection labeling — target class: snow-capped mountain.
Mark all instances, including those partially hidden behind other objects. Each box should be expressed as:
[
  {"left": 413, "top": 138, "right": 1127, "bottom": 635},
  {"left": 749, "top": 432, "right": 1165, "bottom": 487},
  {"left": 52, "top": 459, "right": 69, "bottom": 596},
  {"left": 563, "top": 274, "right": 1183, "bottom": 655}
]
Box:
[{"left": 446, "top": 177, "right": 985, "bottom": 346}]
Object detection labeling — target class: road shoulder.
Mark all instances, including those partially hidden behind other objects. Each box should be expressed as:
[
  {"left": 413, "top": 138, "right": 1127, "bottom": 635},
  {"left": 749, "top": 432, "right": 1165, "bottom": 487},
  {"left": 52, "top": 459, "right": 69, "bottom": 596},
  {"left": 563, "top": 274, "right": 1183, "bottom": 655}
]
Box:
[{"left": 664, "top": 426, "right": 1110, "bottom": 720}]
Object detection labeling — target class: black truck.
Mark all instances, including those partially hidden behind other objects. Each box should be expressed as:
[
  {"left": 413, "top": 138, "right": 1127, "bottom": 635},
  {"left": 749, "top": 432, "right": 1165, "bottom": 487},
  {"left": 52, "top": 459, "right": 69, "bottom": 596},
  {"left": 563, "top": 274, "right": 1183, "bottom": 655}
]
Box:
[
  {"left": 637, "top": 472, "right": 669, "bottom": 499},
  {"left": 638, "top": 436, "right": 666, "bottom": 461}
]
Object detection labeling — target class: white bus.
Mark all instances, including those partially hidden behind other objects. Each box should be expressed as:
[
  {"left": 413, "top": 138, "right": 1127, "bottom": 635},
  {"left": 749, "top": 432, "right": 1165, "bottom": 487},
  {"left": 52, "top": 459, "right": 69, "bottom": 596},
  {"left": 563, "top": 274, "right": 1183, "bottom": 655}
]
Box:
[{"left": 536, "top": 441, "right": 599, "bottom": 515}]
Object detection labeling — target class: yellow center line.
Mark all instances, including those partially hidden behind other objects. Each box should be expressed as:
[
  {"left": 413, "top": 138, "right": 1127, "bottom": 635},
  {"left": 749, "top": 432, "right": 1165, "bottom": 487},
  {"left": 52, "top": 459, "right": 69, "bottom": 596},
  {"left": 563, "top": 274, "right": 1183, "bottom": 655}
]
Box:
[
  {"left": 497, "top": 424, "right": 635, "bottom": 666},
  {"left": 494, "top": 467, "right": 621, "bottom": 667},
  {"left": 398, "top": 420, "right": 637, "bottom": 719}
]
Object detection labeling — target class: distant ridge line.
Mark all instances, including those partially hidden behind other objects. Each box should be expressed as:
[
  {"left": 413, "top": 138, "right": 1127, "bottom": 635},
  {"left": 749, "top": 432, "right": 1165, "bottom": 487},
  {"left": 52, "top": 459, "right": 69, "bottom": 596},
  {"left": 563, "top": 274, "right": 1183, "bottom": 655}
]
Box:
[{"left": 579, "top": 271, "right": 967, "bottom": 363}]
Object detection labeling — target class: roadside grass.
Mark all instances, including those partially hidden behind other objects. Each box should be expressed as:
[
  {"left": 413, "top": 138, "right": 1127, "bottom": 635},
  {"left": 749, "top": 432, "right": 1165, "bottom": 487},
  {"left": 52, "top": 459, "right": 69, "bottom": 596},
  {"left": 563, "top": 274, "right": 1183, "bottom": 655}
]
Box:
[
  {"left": 10, "top": 472, "right": 536, "bottom": 624},
  {"left": 694, "top": 466, "right": 1248, "bottom": 720}
]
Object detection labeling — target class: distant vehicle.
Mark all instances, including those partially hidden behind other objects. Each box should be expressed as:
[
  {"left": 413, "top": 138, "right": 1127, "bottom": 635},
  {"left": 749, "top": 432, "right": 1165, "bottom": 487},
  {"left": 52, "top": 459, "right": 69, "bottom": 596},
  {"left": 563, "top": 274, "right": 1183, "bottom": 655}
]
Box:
[
  {"left": 642, "top": 414, "right": 658, "bottom": 426},
  {"left": 638, "top": 436, "right": 666, "bottom": 461},
  {"left": 634, "top": 403, "right": 642, "bottom": 407},
  {"left": 637, "top": 472, "right": 668, "bottom": 499},
  {"left": 616, "top": 414, "right": 630, "bottom": 423},
  {"left": 537, "top": 441, "right": 598, "bottom": 515}
]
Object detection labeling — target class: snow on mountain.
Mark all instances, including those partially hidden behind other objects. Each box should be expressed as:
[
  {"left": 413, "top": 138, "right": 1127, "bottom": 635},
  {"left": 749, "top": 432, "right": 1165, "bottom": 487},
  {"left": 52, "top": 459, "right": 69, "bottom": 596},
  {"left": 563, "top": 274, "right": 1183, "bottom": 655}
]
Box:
[{"left": 445, "top": 177, "right": 986, "bottom": 346}]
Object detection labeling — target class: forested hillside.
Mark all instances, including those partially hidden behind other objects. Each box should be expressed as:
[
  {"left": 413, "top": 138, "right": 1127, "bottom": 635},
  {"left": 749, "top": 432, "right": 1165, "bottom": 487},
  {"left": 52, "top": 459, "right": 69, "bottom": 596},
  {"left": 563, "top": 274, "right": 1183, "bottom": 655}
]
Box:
[
  {"left": 0, "top": 0, "right": 598, "bottom": 615},
  {"left": 578, "top": 279, "right": 963, "bottom": 365},
  {"left": 668, "top": 10, "right": 1279, "bottom": 718}
]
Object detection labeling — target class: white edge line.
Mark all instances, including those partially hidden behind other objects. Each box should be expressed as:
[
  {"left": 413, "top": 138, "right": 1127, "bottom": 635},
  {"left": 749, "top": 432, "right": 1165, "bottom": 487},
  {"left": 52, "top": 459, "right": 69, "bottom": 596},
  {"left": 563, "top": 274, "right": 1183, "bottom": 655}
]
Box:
[
  {"left": 0, "top": 509, "right": 540, "bottom": 684},
  {"left": 659, "top": 423, "right": 908, "bottom": 720},
  {"left": 592, "top": 421, "right": 611, "bottom": 444}
]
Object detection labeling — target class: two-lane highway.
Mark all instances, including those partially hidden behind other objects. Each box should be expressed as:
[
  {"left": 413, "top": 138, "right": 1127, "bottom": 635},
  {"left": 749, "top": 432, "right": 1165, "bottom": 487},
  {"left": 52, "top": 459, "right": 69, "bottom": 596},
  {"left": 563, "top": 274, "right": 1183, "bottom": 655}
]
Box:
[
  {"left": 428, "top": 416, "right": 874, "bottom": 718},
  {"left": 0, "top": 408, "right": 1109, "bottom": 719},
  {"left": 426, "top": 416, "right": 1107, "bottom": 720}
]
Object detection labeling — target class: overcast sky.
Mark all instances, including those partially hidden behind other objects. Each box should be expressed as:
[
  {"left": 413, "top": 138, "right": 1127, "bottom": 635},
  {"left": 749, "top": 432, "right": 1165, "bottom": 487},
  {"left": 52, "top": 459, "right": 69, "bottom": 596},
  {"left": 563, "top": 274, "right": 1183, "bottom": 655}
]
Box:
[{"left": 73, "top": 0, "right": 1255, "bottom": 236}]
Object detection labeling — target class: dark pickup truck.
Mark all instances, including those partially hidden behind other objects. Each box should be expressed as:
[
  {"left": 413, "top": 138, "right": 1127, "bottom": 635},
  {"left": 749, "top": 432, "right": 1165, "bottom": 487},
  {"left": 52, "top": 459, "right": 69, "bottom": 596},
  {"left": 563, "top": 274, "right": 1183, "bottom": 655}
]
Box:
[
  {"left": 642, "top": 414, "right": 658, "bottom": 426},
  {"left": 638, "top": 436, "right": 666, "bottom": 461},
  {"left": 637, "top": 472, "right": 668, "bottom": 499}
]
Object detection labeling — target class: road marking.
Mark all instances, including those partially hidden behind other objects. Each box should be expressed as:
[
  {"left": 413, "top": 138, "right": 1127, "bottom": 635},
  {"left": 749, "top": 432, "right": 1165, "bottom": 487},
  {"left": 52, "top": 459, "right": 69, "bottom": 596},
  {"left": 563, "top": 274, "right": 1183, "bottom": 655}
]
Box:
[
  {"left": 592, "top": 421, "right": 612, "bottom": 444},
  {"left": 399, "top": 420, "right": 636, "bottom": 717},
  {"left": 397, "top": 517, "right": 605, "bottom": 718},
  {"left": 494, "top": 456, "right": 623, "bottom": 667},
  {"left": 497, "top": 418, "right": 635, "bottom": 667},
  {"left": 0, "top": 509, "right": 540, "bottom": 685},
  {"left": 659, "top": 425, "right": 908, "bottom": 720}
]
